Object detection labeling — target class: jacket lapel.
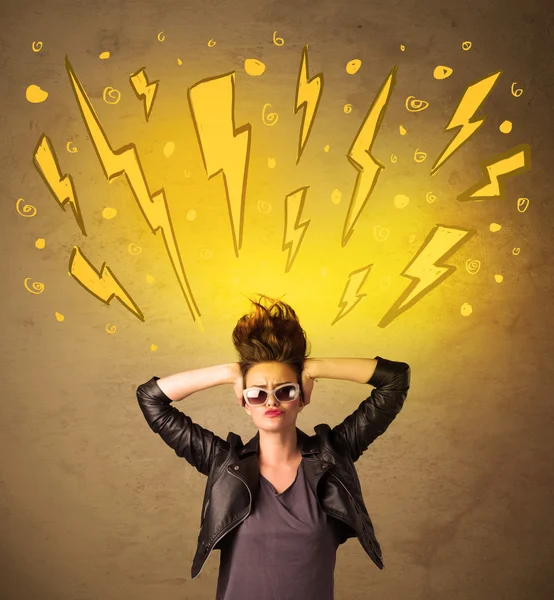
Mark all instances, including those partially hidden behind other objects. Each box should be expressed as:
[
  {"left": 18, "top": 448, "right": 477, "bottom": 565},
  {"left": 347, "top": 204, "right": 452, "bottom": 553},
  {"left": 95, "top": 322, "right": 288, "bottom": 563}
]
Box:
[{"left": 235, "top": 428, "right": 327, "bottom": 498}]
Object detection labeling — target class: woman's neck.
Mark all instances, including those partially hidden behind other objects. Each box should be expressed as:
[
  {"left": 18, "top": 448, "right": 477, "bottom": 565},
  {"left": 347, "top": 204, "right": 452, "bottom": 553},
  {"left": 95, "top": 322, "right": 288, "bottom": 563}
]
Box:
[{"left": 258, "top": 427, "right": 301, "bottom": 466}]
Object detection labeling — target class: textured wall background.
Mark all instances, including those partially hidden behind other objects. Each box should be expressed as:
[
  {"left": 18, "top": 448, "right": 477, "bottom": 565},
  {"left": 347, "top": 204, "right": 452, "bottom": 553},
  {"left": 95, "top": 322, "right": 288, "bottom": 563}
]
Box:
[{"left": 1, "top": 0, "right": 553, "bottom": 598}]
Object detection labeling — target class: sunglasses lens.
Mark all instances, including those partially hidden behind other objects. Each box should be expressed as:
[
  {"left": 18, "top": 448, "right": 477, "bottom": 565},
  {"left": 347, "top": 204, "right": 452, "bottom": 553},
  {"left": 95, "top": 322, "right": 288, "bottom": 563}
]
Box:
[
  {"left": 245, "top": 390, "right": 268, "bottom": 405},
  {"left": 275, "top": 385, "right": 298, "bottom": 401}
]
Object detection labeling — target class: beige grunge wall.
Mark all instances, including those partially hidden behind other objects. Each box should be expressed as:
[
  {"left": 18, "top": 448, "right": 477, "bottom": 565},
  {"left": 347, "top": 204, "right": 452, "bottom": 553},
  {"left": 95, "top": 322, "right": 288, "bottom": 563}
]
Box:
[{"left": 1, "top": 0, "right": 553, "bottom": 598}]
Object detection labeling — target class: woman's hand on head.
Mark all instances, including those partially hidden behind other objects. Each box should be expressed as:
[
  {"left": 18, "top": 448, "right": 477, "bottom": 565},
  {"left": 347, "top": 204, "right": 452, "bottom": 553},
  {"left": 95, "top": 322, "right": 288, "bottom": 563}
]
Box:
[
  {"left": 232, "top": 363, "right": 245, "bottom": 406},
  {"left": 301, "top": 366, "right": 315, "bottom": 406}
]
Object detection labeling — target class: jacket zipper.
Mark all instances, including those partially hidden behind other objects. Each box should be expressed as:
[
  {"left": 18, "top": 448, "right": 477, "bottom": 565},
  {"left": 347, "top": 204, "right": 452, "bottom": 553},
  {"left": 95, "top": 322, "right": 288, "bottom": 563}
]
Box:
[{"left": 195, "top": 467, "right": 252, "bottom": 578}]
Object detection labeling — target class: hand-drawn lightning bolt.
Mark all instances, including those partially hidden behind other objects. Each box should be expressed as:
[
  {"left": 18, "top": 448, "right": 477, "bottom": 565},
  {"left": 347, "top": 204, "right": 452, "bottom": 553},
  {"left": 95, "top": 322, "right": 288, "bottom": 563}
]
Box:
[
  {"left": 65, "top": 56, "right": 201, "bottom": 323},
  {"left": 188, "top": 72, "right": 251, "bottom": 258},
  {"left": 33, "top": 134, "right": 87, "bottom": 236},
  {"left": 294, "top": 45, "right": 323, "bottom": 165},
  {"left": 69, "top": 246, "right": 144, "bottom": 321},
  {"left": 344, "top": 66, "right": 397, "bottom": 247},
  {"left": 331, "top": 264, "right": 373, "bottom": 325},
  {"left": 457, "top": 144, "right": 531, "bottom": 202},
  {"left": 378, "top": 225, "right": 476, "bottom": 328},
  {"left": 283, "top": 187, "right": 311, "bottom": 273},
  {"left": 430, "top": 71, "right": 501, "bottom": 175},
  {"left": 129, "top": 67, "right": 159, "bottom": 122}
]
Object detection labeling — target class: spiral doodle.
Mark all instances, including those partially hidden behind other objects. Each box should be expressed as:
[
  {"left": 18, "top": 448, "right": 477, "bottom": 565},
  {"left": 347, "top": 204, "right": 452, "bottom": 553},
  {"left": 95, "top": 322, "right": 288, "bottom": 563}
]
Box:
[
  {"left": 465, "top": 259, "right": 481, "bottom": 275},
  {"left": 24, "top": 278, "right": 45, "bottom": 294},
  {"left": 128, "top": 243, "right": 142, "bottom": 255},
  {"left": 66, "top": 141, "right": 78, "bottom": 153},
  {"left": 257, "top": 200, "right": 272, "bottom": 214},
  {"left": 462, "top": 41, "right": 472, "bottom": 51},
  {"left": 409, "top": 234, "right": 416, "bottom": 243},
  {"left": 343, "top": 104, "right": 352, "bottom": 113},
  {"left": 517, "top": 197, "right": 529, "bottom": 213},
  {"left": 262, "top": 103, "right": 279, "bottom": 126},
  {"left": 400, "top": 44, "right": 405, "bottom": 51},
  {"left": 390, "top": 154, "right": 398, "bottom": 163},
  {"left": 200, "top": 248, "right": 213, "bottom": 260},
  {"left": 414, "top": 149, "right": 427, "bottom": 163},
  {"left": 208, "top": 39, "right": 216, "bottom": 47},
  {"left": 103, "top": 87, "right": 121, "bottom": 104},
  {"left": 32, "top": 41, "right": 43, "bottom": 52},
  {"left": 405, "top": 96, "right": 429, "bottom": 112},
  {"left": 105, "top": 323, "right": 117, "bottom": 334},
  {"left": 373, "top": 225, "right": 390, "bottom": 242},
  {"left": 272, "top": 31, "right": 284, "bottom": 46},
  {"left": 426, "top": 192, "right": 437, "bottom": 204},
  {"left": 157, "top": 31, "right": 165, "bottom": 42},
  {"left": 16, "top": 198, "right": 37, "bottom": 217},
  {"left": 511, "top": 82, "right": 523, "bottom": 97},
  {"left": 512, "top": 247, "right": 521, "bottom": 256},
  {"left": 380, "top": 275, "right": 392, "bottom": 290}
]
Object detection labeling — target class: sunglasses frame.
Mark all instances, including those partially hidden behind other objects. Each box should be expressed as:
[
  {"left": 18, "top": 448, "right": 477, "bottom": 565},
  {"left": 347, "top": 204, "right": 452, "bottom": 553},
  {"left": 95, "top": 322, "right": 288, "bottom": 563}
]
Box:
[{"left": 242, "top": 382, "right": 301, "bottom": 407}]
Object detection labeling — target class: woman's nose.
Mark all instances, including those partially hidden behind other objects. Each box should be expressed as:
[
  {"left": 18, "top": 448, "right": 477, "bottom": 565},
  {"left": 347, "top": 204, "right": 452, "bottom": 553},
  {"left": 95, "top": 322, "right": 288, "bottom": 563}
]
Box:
[{"left": 265, "top": 391, "right": 280, "bottom": 406}]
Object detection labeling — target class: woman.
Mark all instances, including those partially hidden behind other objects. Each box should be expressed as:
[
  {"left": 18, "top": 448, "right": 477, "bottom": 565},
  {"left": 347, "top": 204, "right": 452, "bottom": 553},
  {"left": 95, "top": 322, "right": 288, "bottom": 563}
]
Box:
[{"left": 136, "top": 294, "right": 411, "bottom": 600}]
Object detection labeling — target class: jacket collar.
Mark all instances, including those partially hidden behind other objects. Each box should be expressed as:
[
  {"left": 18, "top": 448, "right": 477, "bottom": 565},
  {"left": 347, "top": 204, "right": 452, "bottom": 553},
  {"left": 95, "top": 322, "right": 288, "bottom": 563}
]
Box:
[{"left": 238, "top": 427, "right": 320, "bottom": 457}]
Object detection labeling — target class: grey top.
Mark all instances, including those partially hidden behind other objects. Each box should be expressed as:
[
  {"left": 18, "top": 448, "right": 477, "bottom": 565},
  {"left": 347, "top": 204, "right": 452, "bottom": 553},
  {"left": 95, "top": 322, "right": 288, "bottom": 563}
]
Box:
[{"left": 215, "top": 458, "right": 348, "bottom": 600}]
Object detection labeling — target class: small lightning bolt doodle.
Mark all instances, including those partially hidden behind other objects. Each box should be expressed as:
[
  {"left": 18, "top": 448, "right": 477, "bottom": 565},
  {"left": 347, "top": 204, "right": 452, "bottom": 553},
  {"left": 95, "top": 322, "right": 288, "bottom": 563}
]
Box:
[
  {"left": 188, "top": 72, "right": 251, "bottom": 258},
  {"left": 378, "top": 225, "right": 476, "bottom": 328},
  {"left": 33, "top": 134, "right": 87, "bottom": 236},
  {"left": 457, "top": 144, "right": 531, "bottom": 202},
  {"left": 129, "top": 67, "right": 159, "bottom": 122},
  {"left": 331, "top": 265, "right": 373, "bottom": 325},
  {"left": 65, "top": 57, "right": 201, "bottom": 322},
  {"left": 344, "top": 66, "right": 397, "bottom": 247},
  {"left": 431, "top": 71, "right": 501, "bottom": 175},
  {"left": 69, "top": 246, "right": 145, "bottom": 321},
  {"left": 294, "top": 45, "right": 323, "bottom": 165},
  {"left": 283, "top": 187, "right": 311, "bottom": 273}
]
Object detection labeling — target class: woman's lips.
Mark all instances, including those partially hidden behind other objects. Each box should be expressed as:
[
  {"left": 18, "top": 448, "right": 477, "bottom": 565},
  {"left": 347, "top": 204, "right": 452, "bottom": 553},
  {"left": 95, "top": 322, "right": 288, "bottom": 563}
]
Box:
[{"left": 265, "top": 410, "right": 284, "bottom": 417}]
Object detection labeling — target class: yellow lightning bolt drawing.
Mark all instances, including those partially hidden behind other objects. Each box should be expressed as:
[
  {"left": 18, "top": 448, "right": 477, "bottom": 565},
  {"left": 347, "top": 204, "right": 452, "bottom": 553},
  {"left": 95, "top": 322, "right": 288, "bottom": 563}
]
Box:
[
  {"left": 129, "top": 67, "right": 159, "bottom": 122},
  {"left": 294, "top": 44, "right": 323, "bottom": 165},
  {"left": 331, "top": 264, "right": 373, "bottom": 325},
  {"left": 65, "top": 56, "right": 201, "bottom": 323},
  {"left": 283, "top": 187, "right": 311, "bottom": 273},
  {"left": 344, "top": 66, "right": 397, "bottom": 247},
  {"left": 458, "top": 144, "right": 531, "bottom": 202},
  {"left": 69, "top": 246, "right": 144, "bottom": 321},
  {"left": 378, "top": 225, "right": 476, "bottom": 328},
  {"left": 33, "top": 134, "right": 87, "bottom": 236},
  {"left": 188, "top": 72, "right": 251, "bottom": 258},
  {"left": 431, "top": 71, "right": 501, "bottom": 175}
]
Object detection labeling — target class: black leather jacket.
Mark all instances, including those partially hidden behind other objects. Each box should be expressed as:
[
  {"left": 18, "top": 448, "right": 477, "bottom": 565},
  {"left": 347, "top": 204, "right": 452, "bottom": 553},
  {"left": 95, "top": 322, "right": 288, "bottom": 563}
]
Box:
[{"left": 136, "top": 355, "right": 410, "bottom": 579}]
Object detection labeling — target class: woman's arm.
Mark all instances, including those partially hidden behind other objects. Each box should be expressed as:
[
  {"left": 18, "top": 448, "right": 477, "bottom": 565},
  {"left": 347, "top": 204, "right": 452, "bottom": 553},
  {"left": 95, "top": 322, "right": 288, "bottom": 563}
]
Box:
[
  {"left": 304, "top": 357, "right": 378, "bottom": 384},
  {"left": 136, "top": 363, "right": 236, "bottom": 475},
  {"left": 155, "top": 363, "right": 236, "bottom": 402},
  {"left": 308, "top": 356, "right": 411, "bottom": 462}
]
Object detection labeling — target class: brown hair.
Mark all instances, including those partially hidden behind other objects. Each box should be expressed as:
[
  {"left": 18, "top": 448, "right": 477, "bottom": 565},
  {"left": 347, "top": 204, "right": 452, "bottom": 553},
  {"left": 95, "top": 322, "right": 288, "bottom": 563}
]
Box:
[{"left": 232, "top": 293, "right": 311, "bottom": 407}]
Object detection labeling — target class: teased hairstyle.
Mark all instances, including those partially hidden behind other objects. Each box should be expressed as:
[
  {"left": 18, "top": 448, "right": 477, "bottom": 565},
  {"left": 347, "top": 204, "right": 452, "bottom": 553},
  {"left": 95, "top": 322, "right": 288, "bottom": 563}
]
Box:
[{"left": 232, "top": 294, "right": 311, "bottom": 407}]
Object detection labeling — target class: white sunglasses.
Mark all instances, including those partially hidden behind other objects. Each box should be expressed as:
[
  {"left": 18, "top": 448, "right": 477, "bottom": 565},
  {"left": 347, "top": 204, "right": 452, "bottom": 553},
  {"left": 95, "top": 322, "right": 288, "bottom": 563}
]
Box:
[{"left": 243, "top": 382, "right": 301, "bottom": 407}]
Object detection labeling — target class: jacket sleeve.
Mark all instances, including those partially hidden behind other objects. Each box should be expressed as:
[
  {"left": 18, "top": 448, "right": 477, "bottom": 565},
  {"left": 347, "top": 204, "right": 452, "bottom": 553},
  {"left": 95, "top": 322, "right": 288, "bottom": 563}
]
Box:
[
  {"left": 136, "top": 376, "right": 229, "bottom": 476},
  {"left": 330, "top": 356, "right": 411, "bottom": 463}
]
